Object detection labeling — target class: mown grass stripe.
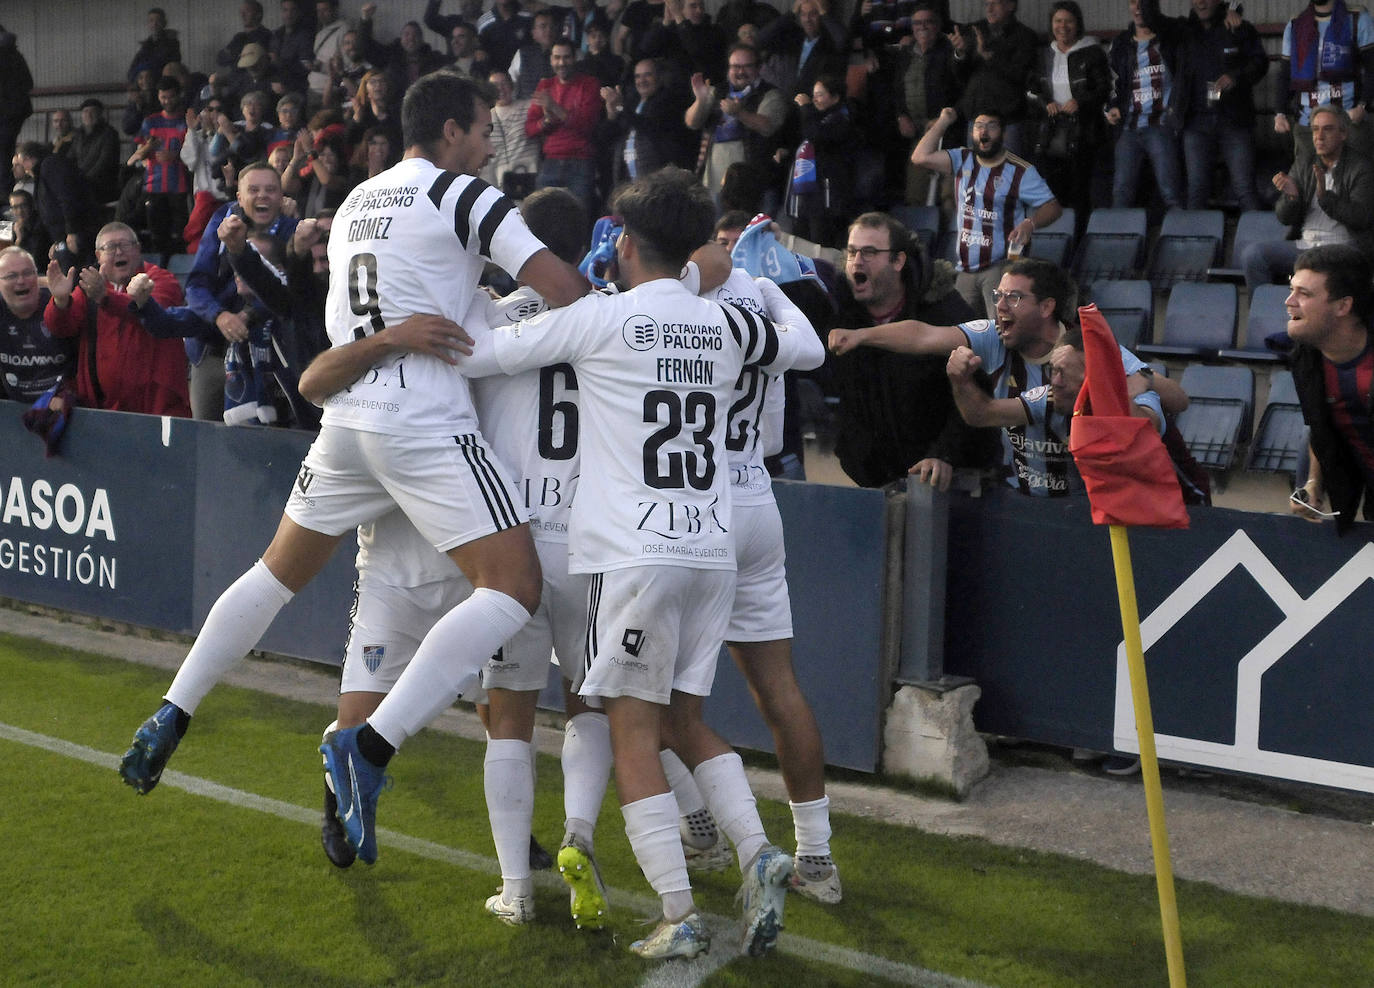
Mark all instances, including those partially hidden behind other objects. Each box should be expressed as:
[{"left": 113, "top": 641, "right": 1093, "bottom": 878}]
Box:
[{"left": 1, "top": 720, "right": 976, "bottom": 987}]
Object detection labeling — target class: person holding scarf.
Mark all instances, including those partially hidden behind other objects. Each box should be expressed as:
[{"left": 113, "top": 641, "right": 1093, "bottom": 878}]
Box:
[
  {"left": 686, "top": 41, "right": 788, "bottom": 207},
  {"left": 1275, "top": 0, "right": 1374, "bottom": 164}
]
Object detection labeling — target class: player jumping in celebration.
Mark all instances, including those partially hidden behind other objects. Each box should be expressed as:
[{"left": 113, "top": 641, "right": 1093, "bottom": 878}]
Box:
[
  {"left": 118, "top": 73, "right": 588, "bottom": 873},
  {"left": 297, "top": 188, "right": 616, "bottom": 927},
  {"left": 460, "top": 167, "right": 825, "bottom": 959}
]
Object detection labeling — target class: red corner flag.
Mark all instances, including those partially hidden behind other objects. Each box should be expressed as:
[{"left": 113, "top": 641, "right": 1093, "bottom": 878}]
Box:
[{"left": 1069, "top": 305, "right": 1189, "bottom": 529}]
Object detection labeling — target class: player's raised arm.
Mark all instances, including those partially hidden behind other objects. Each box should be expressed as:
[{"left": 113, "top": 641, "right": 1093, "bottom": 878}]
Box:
[
  {"left": 946, "top": 345, "right": 1030, "bottom": 427},
  {"left": 754, "top": 276, "right": 824, "bottom": 372},
  {"left": 690, "top": 241, "right": 733, "bottom": 293},
  {"left": 828, "top": 318, "right": 968, "bottom": 358}
]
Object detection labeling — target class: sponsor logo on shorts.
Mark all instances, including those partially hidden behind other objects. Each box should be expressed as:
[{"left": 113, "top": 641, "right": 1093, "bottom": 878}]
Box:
[
  {"left": 363, "top": 644, "right": 384, "bottom": 674},
  {"left": 622, "top": 315, "right": 659, "bottom": 351},
  {"left": 296, "top": 464, "right": 315, "bottom": 494},
  {"left": 621, "top": 628, "right": 645, "bottom": 657}
]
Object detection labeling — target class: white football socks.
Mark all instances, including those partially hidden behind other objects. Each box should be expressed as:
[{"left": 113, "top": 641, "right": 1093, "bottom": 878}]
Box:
[
  {"left": 165, "top": 559, "right": 293, "bottom": 715},
  {"left": 562, "top": 712, "right": 611, "bottom": 847},
  {"left": 790, "top": 795, "right": 833, "bottom": 860},
  {"left": 661, "top": 749, "right": 718, "bottom": 848},
  {"left": 693, "top": 751, "right": 766, "bottom": 872},
  {"left": 623, "top": 791, "right": 693, "bottom": 920},
  {"left": 485, "top": 738, "right": 534, "bottom": 897},
  {"left": 369, "top": 588, "right": 531, "bottom": 748}
]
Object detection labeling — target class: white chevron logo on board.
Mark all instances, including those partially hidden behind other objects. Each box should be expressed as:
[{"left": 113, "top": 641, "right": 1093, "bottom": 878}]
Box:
[{"left": 1113, "top": 530, "right": 1374, "bottom": 793}]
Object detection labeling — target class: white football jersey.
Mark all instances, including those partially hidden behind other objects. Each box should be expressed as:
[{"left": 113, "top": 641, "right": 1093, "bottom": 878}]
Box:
[
  {"left": 702, "top": 271, "right": 823, "bottom": 506},
  {"left": 468, "top": 286, "right": 579, "bottom": 545},
  {"left": 484, "top": 277, "right": 820, "bottom": 573},
  {"left": 320, "top": 157, "right": 545, "bottom": 437}
]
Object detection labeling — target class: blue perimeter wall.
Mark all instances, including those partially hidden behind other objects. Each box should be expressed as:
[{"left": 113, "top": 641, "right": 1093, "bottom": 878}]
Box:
[
  {"left": 0, "top": 404, "right": 890, "bottom": 772},
  {"left": 4, "top": 401, "right": 1374, "bottom": 791}
]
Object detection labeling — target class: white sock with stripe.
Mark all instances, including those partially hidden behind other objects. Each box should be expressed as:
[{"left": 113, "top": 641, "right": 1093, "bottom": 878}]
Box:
[{"left": 791, "top": 795, "right": 833, "bottom": 860}]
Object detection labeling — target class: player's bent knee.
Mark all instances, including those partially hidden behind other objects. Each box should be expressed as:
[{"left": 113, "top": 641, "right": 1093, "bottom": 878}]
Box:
[{"left": 449, "top": 525, "right": 543, "bottom": 613}]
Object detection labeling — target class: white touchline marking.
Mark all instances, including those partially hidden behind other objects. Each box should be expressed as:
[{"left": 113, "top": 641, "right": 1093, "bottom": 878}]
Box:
[{"left": 3, "top": 722, "right": 988, "bottom": 988}]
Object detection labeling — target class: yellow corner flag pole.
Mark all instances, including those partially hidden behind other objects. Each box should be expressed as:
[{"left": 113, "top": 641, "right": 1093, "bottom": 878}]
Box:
[{"left": 1109, "top": 523, "right": 1187, "bottom": 988}]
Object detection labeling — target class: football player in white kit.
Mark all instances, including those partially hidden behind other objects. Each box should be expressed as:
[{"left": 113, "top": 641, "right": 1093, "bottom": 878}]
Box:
[
  {"left": 699, "top": 264, "right": 840, "bottom": 903},
  {"left": 118, "top": 74, "right": 589, "bottom": 869},
  {"left": 298, "top": 187, "right": 614, "bottom": 924},
  {"left": 461, "top": 168, "right": 825, "bottom": 959}
]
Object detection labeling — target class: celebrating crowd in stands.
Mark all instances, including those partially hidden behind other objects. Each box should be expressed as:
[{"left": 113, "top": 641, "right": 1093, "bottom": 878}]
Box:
[{"left": 0, "top": 0, "right": 1366, "bottom": 526}]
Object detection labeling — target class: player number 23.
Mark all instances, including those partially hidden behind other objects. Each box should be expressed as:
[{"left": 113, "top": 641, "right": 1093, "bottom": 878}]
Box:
[{"left": 643, "top": 389, "right": 715, "bottom": 491}]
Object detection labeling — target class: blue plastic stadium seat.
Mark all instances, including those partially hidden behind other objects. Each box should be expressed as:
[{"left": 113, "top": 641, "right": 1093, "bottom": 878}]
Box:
[
  {"left": 1027, "top": 208, "right": 1075, "bottom": 268},
  {"left": 1246, "top": 370, "right": 1307, "bottom": 481},
  {"left": 1208, "top": 210, "right": 1288, "bottom": 285},
  {"left": 1147, "top": 209, "right": 1225, "bottom": 290},
  {"left": 1072, "top": 208, "right": 1146, "bottom": 283},
  {"left": 1219, "top": 283, "right": 1288, "bottom": 363},
  {"left": 936, "top": 227, "right": 958, "bottom": 265},
  {"left": 1137, "top": 282, "right": 1238, "bottom": 359},
  {"left": 165, "top": 253, "right": 196, "bottom": 285},
  {"left": 1175, "top": 363, "right": 1255, "bottom": 470},
  {"left": 1081, "top": 279, "right": 1152, "bottom": 351},
  {"left": 891, "top": 204, "right": 941, "bottom": 254}
]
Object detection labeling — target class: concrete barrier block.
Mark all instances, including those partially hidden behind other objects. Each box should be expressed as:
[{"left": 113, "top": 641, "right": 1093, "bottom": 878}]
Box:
[{"left": 883, "top": 682, "right": 988, "bottom": 797}]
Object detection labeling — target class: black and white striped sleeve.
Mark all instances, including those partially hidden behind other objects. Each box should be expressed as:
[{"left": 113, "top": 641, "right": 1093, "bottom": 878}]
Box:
[
  {"left": 426, "top": 170, "right": 544, "bottom": 275},
  {"left": 720, "top": 299, "right": 821, "bottom": 374}
]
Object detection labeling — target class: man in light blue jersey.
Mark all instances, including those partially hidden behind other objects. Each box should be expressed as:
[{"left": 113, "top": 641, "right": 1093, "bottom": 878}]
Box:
[
  {"left": 910, "top": 105, "right": 1061, "bottom": 319},
  {"left": 830, "top": 257, "right": 1185, "bottom": 496}
]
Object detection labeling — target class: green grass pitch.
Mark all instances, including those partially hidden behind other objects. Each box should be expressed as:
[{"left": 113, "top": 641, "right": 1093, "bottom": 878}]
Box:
[{"left": 3, "top": 630, "right": 1373, "bottom": 987}]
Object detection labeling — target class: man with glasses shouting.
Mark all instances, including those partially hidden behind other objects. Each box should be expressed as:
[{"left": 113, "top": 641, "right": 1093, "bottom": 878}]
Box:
[
  {"left": 825, "top": 211, "right": 996, "bottom": 490},
  {"left": 42, "top": 222, "right": 190, "bottom": 416},
  {"left": 830, "top": 257, "right": 1183, "bottom": 496}
]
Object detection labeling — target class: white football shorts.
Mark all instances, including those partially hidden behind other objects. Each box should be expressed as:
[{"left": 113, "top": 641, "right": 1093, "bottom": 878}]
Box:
[
  {"left": 725, "top": 499, "right": 793, "bottom": 643},
  {"left": 339, "top": 573, "right": 474, "bottom": 694},
  {"left": 286, "top": 425, "right": 527, "bottom": 552},
  {"left": 475, "top": 538, "right": 590, "bottom": 696},
  {"left": 580, "top": 565, "right": 734, "bottom": 705}
]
